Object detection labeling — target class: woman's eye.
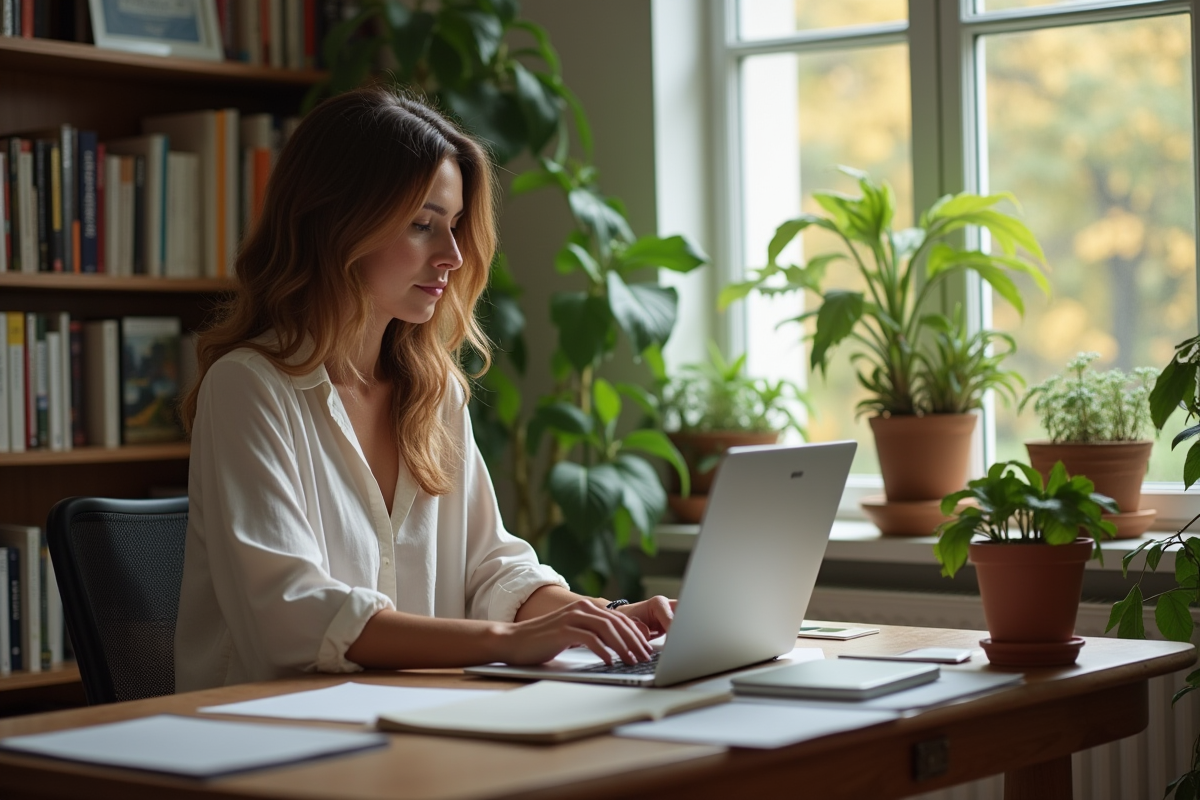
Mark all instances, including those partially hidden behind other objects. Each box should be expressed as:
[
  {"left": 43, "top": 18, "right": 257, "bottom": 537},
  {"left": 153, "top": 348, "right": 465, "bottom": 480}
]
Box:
[{"left": 413, "top": 222, "right": 433, "bottom": 232}]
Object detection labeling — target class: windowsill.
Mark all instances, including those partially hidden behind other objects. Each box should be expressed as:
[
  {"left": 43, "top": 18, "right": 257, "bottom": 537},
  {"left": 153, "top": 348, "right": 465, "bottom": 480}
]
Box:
[{"left": 654, "top": 519, "right": 1181, "bottom": 573}]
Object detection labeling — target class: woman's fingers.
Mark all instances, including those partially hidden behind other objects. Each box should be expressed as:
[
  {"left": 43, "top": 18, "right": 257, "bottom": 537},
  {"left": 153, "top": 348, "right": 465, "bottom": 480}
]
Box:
[{"left": 620, "top": 595, "right": 675, "bottom": 637}]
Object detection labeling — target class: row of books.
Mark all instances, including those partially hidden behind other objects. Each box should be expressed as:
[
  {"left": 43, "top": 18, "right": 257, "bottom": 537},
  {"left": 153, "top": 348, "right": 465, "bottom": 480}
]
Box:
[
  {"left": 0, "top": 522, "right": 65, "bottom": 676},
  {"left": 2, "top": 111, "right": 292, "bottom": 279},
  {"left": 0, "top": 0, "right": 351, "bottom": 72},
  {"left": 0, "top": 313, "right": 194, "bottom": 453}
]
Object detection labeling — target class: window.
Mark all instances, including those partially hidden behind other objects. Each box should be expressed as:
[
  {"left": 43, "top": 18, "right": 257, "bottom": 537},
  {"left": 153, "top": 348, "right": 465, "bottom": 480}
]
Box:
[{"left": 715, "top": 0, "right": 1200, "bottom": 523}]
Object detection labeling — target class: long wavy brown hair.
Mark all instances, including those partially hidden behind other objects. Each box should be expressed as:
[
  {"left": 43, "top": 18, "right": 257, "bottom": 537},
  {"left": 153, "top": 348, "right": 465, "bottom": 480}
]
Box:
[{"left": 180, "top": 85, "right": 496, "bottom": 496}]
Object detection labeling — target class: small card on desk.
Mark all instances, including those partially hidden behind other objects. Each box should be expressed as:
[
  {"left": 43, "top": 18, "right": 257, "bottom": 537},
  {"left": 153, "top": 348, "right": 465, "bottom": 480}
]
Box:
[{"left": 797, "top": 624, "right": 879, "bottom": 640}]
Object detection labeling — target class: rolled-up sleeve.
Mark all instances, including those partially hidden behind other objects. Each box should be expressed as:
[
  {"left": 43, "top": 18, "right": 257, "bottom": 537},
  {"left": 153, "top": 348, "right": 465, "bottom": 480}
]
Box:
[
  {"left": 190, "top": 358, "right": 393, "bottom": 677},
  {"left": 456, "top": 405, "right": 568, "bottom": 622}
]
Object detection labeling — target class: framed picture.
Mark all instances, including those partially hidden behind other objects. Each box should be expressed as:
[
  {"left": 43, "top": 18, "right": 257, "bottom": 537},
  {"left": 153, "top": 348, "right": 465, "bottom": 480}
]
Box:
[{"left": 88, "top": 0, "right": 223, "bottom": 62}]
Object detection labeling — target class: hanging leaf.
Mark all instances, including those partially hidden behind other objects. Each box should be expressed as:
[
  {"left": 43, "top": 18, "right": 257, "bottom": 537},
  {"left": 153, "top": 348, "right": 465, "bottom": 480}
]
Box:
[
  {"left": 618, "top": 235, "right": 707, "bottom": 273},
  {"left": 606, "top": 273, "right": 677, "bottom": 355},
  {"left": 550, "top": 292, "right": 612, "bottom": 371},
  {"left": 440, "top": 83, "right": 527, "bottom": 165},
  {"left": 593, "top": 378, "right": 622, "bottom": 427},
  {"left": 548, "top": 461, "right": 624, "bottom": 535},
  {"left": 619, "top": 429, "right": 689, "bottom": 497},
  {"left": 612, "top": 454, "right": 667, "bottom": 538},
  {"left": 512, "top": 63, "right": 560, "bottom": 155},
  {"left": 809, "top": 290, "right": 864, "bottom": 373}
]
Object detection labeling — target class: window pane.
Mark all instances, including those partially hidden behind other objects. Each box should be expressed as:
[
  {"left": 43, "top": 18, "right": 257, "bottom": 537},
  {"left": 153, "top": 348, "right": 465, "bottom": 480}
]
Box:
[
  {"left": 983, "top": 15, "right": 1197, "bottom": 482},
  {"left": 740, "top": 45, "right": 912, "bottom": 474},
  {"left": 738, "top": 0, "right": 906, "bottom": 41},
  {"left": 977, "top": 0, "right": 1110, "bottom": 12}
]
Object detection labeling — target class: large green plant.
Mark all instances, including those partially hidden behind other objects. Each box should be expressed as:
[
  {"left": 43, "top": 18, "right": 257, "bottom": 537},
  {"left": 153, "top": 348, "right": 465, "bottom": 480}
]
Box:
[
  {"left": 1113, "top": 335, "right": 1200, "bottom": 798},
  {"left": 719, "top": 168, "right": 1049, "bottom": 417},
  {"left": 312, "top": 0, "right": 706, "bottom": 597}
]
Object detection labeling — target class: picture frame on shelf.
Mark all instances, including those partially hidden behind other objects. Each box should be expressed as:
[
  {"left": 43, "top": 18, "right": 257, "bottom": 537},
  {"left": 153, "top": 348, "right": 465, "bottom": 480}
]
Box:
[{"left": 88, "top": 0, "right": 223, "bottom": 62}]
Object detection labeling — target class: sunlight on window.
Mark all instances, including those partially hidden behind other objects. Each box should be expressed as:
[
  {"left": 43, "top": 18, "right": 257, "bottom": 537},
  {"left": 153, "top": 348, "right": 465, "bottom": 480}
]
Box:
[
  {"left": 981, "top": 14, "right": 1197, "bottom": 481},
  {"left": 737, "top": 0, "right": 905, "bottom": 40},
  {"left": 740, "top": 39, "right": 911, "bottom": 474},
  {"left": 977, "top": 0, "right": 1105, "bottom": 13}
]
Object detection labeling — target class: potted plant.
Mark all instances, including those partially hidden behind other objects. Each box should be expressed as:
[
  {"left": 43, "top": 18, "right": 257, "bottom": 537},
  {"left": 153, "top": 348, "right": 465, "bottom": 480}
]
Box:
[
  {"left": 935, "top": 460, "right": 1116, "bottom": 666},
  {"left": 721, "top": 168, "right": 1047, "bottom": 533},
  {"left": 1019, "top": 352, "right": 1159, "bottom": 538},
  {"left": 659, "top": 343, "right": 809, "bottom": 523}
]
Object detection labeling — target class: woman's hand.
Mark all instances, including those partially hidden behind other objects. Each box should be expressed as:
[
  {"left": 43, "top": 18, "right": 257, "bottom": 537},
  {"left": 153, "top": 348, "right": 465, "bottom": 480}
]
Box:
[
  {"left": 615, "top": 595, "right": 676, "bottom": 639},
  {"left": 493, "top": 599, "right": 654, "bottom": 666}
]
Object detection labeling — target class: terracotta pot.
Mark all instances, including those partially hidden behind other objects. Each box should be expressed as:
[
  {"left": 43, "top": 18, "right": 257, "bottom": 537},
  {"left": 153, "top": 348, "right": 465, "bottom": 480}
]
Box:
[
  {"left": 870, "top": 414, "right": 976, "bottom": 502},
  {"left": 666, "top": 430, "right": 780, "bottom": 495},
  {"left": 970, "top": 538, "right": 1093, "bottom": 666},
  {"left": 1025, "top": 441, "right": 1152, "bottom": 515},
  {"left": 667, "top": 494, "right": 707, "bottom": 525}
]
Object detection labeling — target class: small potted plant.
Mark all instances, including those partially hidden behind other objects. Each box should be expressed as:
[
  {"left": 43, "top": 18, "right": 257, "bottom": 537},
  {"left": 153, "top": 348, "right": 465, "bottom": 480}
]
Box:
[
  {"left": 1020, "top": 352, "right": 1159, "bottom": 538},
  {"left": 660, "top": 343, "right": 808, "bottom": 523},
  {"left": 720, "top": 168, "right": 1047, "bottom": 533},
  {"left": 935, "top": 460, "right": 1116, "bottom": 666}
]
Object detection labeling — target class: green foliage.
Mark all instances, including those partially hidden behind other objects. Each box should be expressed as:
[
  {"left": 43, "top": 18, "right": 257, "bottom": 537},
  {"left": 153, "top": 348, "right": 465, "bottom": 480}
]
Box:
[
  {"left": 314, "top": 0, "right": 707, "bottom": 596},
  {"left": 1020, "top": 352, "right": 1158, "bottom": 444},
  {"left": 1114, "top": 334, "right": 1200, "bottom": 799},
  {"left": 719, "top": 168, "right": 1048, "bottom": 417},
  {"left": 1150, "top": 334, "right": 1200, "bottom": 487},
  {"left": 910, "top": 306, "right": 1023, "bottom": 416},
  {"left": 933, "top": 460, "right": 1117, "bottom": 579},
  {"left": 659, "top": 342, "right": 811, "bottom": 436}
]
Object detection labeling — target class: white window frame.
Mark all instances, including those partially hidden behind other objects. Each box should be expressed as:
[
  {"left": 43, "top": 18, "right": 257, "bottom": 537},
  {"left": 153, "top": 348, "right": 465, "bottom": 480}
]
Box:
[{"left": 710, "top": 0, "right": 1200, "bottom": 528}]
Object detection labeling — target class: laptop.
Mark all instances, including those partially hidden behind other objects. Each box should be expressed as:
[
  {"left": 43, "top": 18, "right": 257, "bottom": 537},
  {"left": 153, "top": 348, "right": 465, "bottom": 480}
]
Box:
[{"left": 465, "top": 440, "right": 856, "bottom": 687}]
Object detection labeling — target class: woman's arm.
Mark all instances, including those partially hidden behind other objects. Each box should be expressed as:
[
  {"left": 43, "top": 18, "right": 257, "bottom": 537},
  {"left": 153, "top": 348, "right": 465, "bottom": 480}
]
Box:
[{"left": 344, "top": 596, "right": 656, "bottom": 669}]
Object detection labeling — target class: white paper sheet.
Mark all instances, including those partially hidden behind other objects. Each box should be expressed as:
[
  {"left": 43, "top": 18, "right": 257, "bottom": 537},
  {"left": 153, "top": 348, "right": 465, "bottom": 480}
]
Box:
[
  {"left": 199, "top": 681, "right": 500, "bottom": 725},
  {"left": 614, "top": 702, "right": 899, "bottom": 749},
  {"left": 0, "top": 715, "right": 387, "bottom": 778}
]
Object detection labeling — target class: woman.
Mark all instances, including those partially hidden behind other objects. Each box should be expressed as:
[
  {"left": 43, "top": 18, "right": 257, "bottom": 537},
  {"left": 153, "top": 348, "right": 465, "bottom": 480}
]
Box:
[{"left": 175, "top": 86, "right": 672, "bottom": 692}]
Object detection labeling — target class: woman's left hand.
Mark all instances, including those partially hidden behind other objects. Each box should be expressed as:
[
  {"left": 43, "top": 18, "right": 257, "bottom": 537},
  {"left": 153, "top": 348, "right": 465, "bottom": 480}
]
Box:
[{"left": 615, "top": 596, "right": 676, "bottom": 639}]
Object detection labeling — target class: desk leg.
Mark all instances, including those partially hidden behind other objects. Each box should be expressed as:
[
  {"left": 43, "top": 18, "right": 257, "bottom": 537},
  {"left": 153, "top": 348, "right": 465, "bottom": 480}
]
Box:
[{"left": 1005, "top": 756, "right": 1072, "bottom": 800}]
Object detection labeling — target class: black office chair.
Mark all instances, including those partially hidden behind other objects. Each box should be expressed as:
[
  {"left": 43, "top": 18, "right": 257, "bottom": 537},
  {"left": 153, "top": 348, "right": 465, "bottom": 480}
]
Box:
[{"left": 46, "top": 496, "right": 188, "bottom": 705}]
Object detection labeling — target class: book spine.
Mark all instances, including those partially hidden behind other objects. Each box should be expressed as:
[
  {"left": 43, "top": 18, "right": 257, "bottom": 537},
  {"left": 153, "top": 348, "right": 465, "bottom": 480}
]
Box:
[
  {"left": 6, "top": 313, "right": 23, "bottom": 454},
  {"left": 95, "top": 141, "right": 105, "bottom": 273},
  {"left": 7, "top": 547, "right": 19, "bottom": 672},
  {"left": 0, "top": 547, "right": 9, "bottom": 677},
  {"left": 19, "top": 0, "right": 30, "bottom": 38},
  {"left": 23, "top": 311, "right": 35, "bottom": 449},
  {"left": 6, "top": 139, "right": 18, "bottom": 272},
  {"left": 0, "top": 151, "right": 7, "bottom": 272},
  {"left": 78, "top": 130, "right": 97, "bottom": 272},
  {"left": 33, "top": 139, "right": 48, "bottom": 271},
  {"left": 49, "top": 141, "right": 62, "bottom": 272},
  {"left": 0, "top": 315, "right": 6, "bottom": 452},
  {"left": 132, "top": 155, "right": 145, "bottom": 275},
  {"left": 69, "top": 320, "right": 84, "bottom": 447},
  {"left": 59, "top": 124, "right": 73, "bottom": 274},
  {"left": 46, "top": 329, "right": 62, "bottom": 451},
  {"left": 84, "top": 320, "right": 120, "bottom": 448},
  {"left": 33, "top": 313, "right": 47, "bottom": 448},
  {"left": 118, "top": 157, "right": 133, "bottom": 276},
  {"left": 17, "top": 143, "right": 34, "bottom": 274},
  {"left": 20, "top": 529, "right": 39, "bottom": 673},
  {"left": 2, "top": 1, "right": 12, "bottom": 37}
]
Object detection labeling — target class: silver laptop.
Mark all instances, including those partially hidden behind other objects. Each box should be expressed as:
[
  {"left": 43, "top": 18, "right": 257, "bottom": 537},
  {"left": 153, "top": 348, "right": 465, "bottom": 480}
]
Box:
[{"left": 465, "top": 440, "right": 856, "bottom": 687}]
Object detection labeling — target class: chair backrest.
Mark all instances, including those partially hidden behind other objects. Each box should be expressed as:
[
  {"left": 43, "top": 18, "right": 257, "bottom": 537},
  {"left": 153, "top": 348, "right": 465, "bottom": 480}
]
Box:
[{"left": 46, "top": 496, "right": 188, "bottom": 705}]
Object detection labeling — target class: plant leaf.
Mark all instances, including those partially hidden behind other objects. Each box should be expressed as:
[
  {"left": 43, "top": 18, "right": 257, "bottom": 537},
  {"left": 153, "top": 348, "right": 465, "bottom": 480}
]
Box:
[
  {"left": 1151, "top": 357, "right": 1197, "bottom": 431},
  {"left": 620, "top": 235, "right": 708, "bottom": 273},
  {"left": 550, "top": 291, "right": 612, "bottom": 371},
  {"left": 554, "top": 242, "right": 601, "bottom": 282},
  {"left": 511, "top": 62, "right": 560, "bottom": 155},
  {"left": 606, "top": 273, "right": 678, "bottom": 355},
  {"left": 1107, "top": 585, "right": 1146, "bottom": 639},
  {"left": 620, "top": 429, "right": 689, "bottom": 497},
  {"left": 612, "top": 453, "right": 667, "bottom": 537},
  {"left": 592, "top": 378, "right": 621, "bottom": 427},
  {"left": 1157, "top": 590, "right": 1195, "bottom": 642},
  {"left": 810, "top": 290, "right": 864, "bottom": 373}
]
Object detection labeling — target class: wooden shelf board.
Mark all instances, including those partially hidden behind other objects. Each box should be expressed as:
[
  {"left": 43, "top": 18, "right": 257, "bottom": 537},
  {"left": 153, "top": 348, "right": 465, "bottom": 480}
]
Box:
[
  {"left": 0, "top": 272, "right": 235, "bottom": 293},
  {"left": 0, "top": 443, "right": 189, "bottom": 467},
  {"left": 0, "top": 36, "right": 325, "bottom": 88},
  {"left": 1, "top": 662, "right": 80, "bottom": 691}
]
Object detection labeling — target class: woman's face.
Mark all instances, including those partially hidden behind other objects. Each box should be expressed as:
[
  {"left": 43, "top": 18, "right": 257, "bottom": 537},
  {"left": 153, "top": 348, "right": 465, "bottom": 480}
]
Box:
[{"left": 359, "top": 158, "right": 465, "bottom": 326}]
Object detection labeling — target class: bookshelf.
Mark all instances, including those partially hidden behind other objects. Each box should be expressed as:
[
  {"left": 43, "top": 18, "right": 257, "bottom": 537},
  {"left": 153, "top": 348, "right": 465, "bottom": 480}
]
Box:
[{"left": 0, "top": 35, "right": 323, "bottom": 707}]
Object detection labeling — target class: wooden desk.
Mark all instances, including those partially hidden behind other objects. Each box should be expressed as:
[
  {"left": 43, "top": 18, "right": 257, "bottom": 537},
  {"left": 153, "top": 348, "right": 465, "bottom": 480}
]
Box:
[{"left": 0, "top": 625, "right": 1192, "bottom": 800}]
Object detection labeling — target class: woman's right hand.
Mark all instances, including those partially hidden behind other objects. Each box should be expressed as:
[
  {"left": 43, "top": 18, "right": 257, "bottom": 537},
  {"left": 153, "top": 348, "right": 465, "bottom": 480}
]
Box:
[{"left": 492, "top": 599, "right": 654, "bottom": 666}]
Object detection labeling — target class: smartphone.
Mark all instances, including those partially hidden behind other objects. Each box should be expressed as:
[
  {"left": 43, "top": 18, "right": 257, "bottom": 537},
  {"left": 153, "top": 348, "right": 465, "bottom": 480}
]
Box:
[{"left": 839, "top": 647, "right": 972, "bottom": 664}]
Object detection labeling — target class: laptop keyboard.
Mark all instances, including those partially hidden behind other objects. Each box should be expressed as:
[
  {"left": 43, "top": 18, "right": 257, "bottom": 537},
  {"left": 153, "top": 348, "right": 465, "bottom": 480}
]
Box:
[{"left": 572, "top": 652, "right": 661, "bottom": 675}]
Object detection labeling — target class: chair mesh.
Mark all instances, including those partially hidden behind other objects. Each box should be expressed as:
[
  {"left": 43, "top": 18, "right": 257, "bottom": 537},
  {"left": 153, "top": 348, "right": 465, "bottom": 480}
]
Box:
[{"left": 69, "top": 510, "right": 187, "bottom": 702}]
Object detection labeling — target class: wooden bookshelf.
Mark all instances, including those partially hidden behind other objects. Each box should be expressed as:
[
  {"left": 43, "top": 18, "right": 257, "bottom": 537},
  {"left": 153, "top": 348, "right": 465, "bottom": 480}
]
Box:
[{"left": 0, "top": 36, "right": 325, "bottom": 709}]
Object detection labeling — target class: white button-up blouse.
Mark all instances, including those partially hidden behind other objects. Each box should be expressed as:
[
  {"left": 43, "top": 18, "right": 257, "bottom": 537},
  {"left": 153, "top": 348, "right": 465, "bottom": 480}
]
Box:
[{"left": 174, "top": 344, "right": 568, "bottom": 692}]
